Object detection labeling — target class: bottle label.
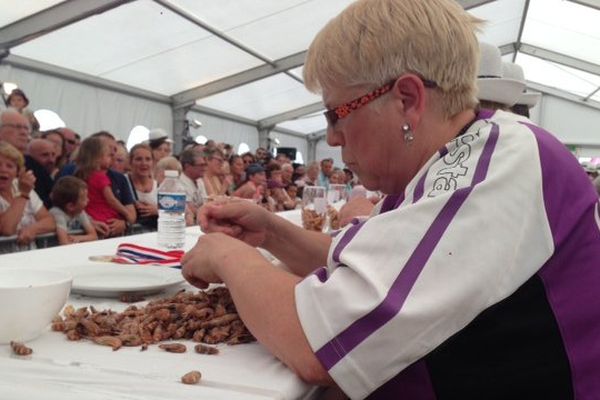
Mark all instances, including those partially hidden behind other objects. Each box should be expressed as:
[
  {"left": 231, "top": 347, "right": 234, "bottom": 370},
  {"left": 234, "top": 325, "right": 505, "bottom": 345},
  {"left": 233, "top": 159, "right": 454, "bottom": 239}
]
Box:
[{"left": 158, "top": 193, "right": 186, "bottom": 212}]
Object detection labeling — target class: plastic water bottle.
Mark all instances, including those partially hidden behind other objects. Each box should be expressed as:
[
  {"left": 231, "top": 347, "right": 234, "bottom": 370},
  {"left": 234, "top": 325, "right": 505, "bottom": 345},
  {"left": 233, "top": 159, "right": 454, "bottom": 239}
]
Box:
[{"left": 157, "top": 170, "right": 186, "bottom": 249}]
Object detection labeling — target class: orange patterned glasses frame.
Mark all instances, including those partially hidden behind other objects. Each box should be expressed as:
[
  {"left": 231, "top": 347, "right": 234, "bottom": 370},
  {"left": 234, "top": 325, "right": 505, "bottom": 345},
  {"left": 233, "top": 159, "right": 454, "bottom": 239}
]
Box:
[{"left": 323, "top": 76, "right": 438, "bottom": 126}]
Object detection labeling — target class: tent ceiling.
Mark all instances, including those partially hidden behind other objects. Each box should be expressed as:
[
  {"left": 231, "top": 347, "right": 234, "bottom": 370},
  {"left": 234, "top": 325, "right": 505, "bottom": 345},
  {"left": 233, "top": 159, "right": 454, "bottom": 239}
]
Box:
[{"left": 2, "top": 0, "right": 600, "bottom": 137}]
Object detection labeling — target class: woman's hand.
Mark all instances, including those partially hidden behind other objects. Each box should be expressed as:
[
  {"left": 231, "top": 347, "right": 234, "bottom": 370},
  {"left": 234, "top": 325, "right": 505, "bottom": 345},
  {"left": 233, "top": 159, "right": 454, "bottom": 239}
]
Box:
[
  {"left": 135, "top": 201, "right": 157, "bottom": 217},
  {"left": 197, "top": 199, "right": 271, "bottom": 248},
  {"left": 181, "top": 232, "right": 257, "bottom": 289},
  {"left": 17, "top": 170, "right": 35, "bottom": 195}
]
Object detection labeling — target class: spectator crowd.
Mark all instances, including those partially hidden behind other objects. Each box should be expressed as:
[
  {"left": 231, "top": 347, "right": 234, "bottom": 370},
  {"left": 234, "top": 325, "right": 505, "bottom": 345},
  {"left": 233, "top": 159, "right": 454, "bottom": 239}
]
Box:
[{"left": 0, "top": 89, "right": 361, "bottom": 253}]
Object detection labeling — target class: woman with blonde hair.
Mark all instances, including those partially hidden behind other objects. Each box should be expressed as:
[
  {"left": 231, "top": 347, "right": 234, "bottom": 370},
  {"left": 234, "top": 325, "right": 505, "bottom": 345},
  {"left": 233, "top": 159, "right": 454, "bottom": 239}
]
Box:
[
  {"left": 127, "top": 143, "right": 157, "bottom": 228},
  {"left": 182, "top": 0, "right": 599, "bottom": 398},
  {"left": 0, "top": 141, "right": 54, "bottom": 250}
]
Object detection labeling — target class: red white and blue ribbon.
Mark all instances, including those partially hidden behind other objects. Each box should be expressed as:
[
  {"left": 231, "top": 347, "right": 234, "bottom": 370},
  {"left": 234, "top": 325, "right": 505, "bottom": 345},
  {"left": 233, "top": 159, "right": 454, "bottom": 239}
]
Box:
[{"left": 114, "top": 243, "right": 184, "bottom": 268}]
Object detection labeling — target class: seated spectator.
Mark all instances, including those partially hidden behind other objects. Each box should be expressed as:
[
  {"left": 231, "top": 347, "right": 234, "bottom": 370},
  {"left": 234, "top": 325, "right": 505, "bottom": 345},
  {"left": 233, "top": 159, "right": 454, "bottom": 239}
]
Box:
[
  {"left": 127, "top": 144, "right": 158, "bottom": 229},
  {"left": 0, "top": 142, "right": 55, "bottom": 249},
  {"left": 56, "top": 127, "right": 79, "bottom": 161},
  {"left": 147, "top": 129, "right": 173, "bottom": 166},
  {"left": 112, "top": 142, "right": 129, "bottom": 174},
  {"left": 0, "top": 109, "right": 30, "bottom": 154},
  {"left": 285, "top": 182, "right": 301, "bottom": 207},
  {"left": 42, "top": 130, "right": 67, "bottom": 177},
  {"left": 255, "top": 147, "right": 270, "bottom": 165},
  {"left": 204, "top": 139, "right": 217, "bottom": 151},
  {"left": 5, "top": 89, "right": 29, "bottom": 113},
  {"left": 75, "top": 137, "right": 135, "bottom": 238},
  {"left": 25, "top": 138, "right": 55, "bottom": 208},
  {"left": 292, "top": 163, "right": 306, "bottom": 183},
  {"left": 318, "top": 158, "right": 334, "bottom": 189},
  {"left": 154, "top": 155, "right": 195, "bottom": 226},
  {"left": 241, "top": 152, "right": 256, "bottom": 169},
  {"left": 297, "top": 161, "right": 319, "bottom": 188},
  {"left": 233, "top": 163, "right": 267, "bottom": 202},
  {"left": 227, "top": 154, "right": 245, "bottom": 194},
  {"left": 59, "top": 131, "right": 136, "bottom": 237},
  {"left": 49, "top": 176, "right": 97, "bottom": 245},
  {"left": 266, "top": 163, "right": 295, "bottom": 211},
  {"left": 281, "top": 163, "right": 294, "bottom": 186},
  {"left": 202, "top": 148, "right": 228, "bottom": 197},
  {"left": 179, "top": 149, "right": 208, "bottom": 225},
  {"left": 275, "top": 153, "right": 291, "bottom": 165},
  {"left": 343, "top": 168, "right": 355, "bottom": 187},
  {"left": 4, "top": 88, "right": 39, "bottom": 135},
  {"left": 154, "top": 156, "right": 182, "bottom": 185},
  {"left": 221, "top": 143, "right": 234, "bottom": 160},
  {"left": 329, "top": 168, "right": 352, "bottom": 195}
]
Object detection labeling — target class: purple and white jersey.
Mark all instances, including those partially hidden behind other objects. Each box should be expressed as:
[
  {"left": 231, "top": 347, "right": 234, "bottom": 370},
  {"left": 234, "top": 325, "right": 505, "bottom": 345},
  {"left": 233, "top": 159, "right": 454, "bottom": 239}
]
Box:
[{"left": 295, "top": 110, "right": 600, "bottom": 399}]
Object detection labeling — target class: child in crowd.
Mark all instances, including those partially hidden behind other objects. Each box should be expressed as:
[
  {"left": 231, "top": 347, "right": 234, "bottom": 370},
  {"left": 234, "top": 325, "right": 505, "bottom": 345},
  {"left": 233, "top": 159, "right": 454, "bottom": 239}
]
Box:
[
  {"left": 49, "top": 176, "right": 97, "bottom": 245},
  {"left": 74, "top": 137, "right": 135, "bottom": 235}
]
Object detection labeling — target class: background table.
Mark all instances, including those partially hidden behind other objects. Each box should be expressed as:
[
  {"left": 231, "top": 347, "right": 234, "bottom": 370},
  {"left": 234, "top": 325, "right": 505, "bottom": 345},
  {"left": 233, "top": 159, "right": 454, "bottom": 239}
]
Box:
[{"left": 0, "top": 218, "right": 320, "bottom": 400}]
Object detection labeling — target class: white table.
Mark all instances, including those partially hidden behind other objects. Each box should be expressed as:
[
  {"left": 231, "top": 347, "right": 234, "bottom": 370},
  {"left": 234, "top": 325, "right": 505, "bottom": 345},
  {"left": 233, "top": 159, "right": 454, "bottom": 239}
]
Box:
[{"left": 0, "top": 219, "right": 320, "bottom": 400}]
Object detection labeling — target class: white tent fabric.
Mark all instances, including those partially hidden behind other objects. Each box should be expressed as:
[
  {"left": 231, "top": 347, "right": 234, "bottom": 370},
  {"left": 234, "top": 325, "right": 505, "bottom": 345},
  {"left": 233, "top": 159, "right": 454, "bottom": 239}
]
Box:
[{"left": 2, "top": 0, "right": 600, "bottom": 165}]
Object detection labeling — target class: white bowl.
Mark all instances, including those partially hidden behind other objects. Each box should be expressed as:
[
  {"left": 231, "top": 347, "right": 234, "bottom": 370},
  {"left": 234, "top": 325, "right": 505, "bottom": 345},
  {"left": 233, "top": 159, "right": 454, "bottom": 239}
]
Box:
[{"left": 0, "top": 268, "right": 72, "bottom": 344}]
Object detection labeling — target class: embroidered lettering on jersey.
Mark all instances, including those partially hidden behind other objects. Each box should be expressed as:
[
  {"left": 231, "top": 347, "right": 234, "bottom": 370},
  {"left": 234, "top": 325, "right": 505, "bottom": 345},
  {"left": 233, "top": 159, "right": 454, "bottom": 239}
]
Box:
[{"left": 428, "top": 134, "right": 476, "bottom": 197}]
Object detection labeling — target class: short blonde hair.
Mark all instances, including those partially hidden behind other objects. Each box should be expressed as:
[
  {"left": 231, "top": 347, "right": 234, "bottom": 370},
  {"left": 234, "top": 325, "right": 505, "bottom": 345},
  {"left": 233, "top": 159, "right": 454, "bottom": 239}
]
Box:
[
  {"left": 155, "top": 156, "right": 182, "bottom": 173},
  {"left": 304, "top": 0, "right": 483, "bottom": 117},
  {"left": 0, "top": 141, "right": 25, "bottom": 171}
]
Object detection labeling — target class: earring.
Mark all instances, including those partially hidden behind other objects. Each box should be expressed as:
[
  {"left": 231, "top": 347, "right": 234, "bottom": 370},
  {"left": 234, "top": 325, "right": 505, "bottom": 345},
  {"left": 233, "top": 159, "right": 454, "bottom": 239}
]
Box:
[{"left": 402, "top": 123, "right": 414, "bottom": 144}]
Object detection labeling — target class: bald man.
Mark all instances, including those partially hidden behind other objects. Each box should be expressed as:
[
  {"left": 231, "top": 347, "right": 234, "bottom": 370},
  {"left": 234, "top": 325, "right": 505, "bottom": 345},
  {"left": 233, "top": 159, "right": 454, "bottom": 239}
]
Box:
[
  {"left": 0, "top": 109, "right": 31, "bottom": 153},
  {"left": 25, "top": 139, "right": 56, "bottom": 208}
]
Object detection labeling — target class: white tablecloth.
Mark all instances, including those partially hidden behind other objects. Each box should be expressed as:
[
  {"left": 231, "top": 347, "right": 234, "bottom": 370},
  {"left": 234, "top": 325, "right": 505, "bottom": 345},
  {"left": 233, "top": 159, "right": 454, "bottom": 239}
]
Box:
[{"left": 0, "top": 219, "right": 320, "bottom": 400}]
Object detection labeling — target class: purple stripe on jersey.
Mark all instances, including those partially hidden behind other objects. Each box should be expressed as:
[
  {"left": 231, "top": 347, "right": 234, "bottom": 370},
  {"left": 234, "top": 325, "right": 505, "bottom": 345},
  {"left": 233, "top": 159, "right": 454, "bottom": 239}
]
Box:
[
  {"left": 478, "top": 108, "right": 496, "bottom": 120},
  {"left": 381, "top": 194, "right": 401, "bottom": 213},
  {"left": 438, "top": 146, "right": 449, "bottom": 158},
  {"left": 332, "top": 219, "right": 367, "bottom": 263},
  {"left": 334, "top": 192, "right": 406, "bottom": 265},
  {"left": 413, "top": 171, "right": 428, "bottom": 203},
  {"left": 368, "top": 360, "right": 437, "bottom": 400},
  {"left": 394, "top": 192, "right": 406, "bottom": 209},
  {"left": 525, "top": 121, "right": 600, "bottom": 398},
  {"left": 316, "top": 128, "right": 500, "bottom": 371},
  {"left": 314, "top": 267, "right": 329, "bottom": 283}
]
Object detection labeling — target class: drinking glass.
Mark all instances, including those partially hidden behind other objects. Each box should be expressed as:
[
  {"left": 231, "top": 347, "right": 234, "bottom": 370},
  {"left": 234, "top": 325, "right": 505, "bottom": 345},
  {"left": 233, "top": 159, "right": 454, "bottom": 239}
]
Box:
[
  {"left": 301, "top": 186, "right": 327, "bottom": 231},
  {"left": 327, "top": 184, "right": 348, "bottom": 204}
]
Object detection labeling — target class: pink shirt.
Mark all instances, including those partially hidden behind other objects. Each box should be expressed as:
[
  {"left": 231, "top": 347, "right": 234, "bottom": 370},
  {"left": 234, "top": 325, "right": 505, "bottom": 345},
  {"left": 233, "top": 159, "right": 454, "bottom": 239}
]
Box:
[{"left": 85, "top": 170, "right": 120, "bottom": 223}]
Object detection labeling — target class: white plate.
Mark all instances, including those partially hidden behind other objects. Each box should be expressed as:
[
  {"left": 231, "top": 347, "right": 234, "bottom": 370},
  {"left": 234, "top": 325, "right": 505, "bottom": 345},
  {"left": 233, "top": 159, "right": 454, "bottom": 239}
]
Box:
[{"left": 69, "top": 263, "right": 185, "bottom": 298}]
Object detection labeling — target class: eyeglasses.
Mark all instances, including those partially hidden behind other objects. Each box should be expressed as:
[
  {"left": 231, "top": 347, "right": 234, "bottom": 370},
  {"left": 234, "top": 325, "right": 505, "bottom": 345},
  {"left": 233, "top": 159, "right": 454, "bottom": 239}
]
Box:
[
  {"left": 323, "top": 76, "right": 438, "bottom": 126},
  {"left": 0, "top": 123, "right": 31, "bottom": 133}
]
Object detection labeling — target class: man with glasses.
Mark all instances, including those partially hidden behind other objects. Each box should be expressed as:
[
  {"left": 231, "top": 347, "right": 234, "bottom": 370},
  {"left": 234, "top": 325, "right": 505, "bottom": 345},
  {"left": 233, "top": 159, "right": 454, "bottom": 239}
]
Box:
[{"left": 0, "top": 109, "right": 31, "bottom": 153}]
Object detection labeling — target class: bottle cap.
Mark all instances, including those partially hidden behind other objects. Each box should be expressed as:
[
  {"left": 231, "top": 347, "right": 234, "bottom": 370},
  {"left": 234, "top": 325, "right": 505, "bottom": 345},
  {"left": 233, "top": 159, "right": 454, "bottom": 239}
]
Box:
[{"left": 165, "top": 170, "right": 179, "bottom": 178}]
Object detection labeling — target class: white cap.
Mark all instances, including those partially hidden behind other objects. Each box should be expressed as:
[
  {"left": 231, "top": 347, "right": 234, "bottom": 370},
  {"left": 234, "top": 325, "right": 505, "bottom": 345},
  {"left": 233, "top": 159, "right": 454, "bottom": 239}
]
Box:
[
  {"left": 148, "top": 128, "right": 173, "bottom": 143},
  {"left": 476, "top": 42, "right": 525, "bottom": 107},
  {"left": 165, "top": 170, "right": 179, "bottom": 178}
]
